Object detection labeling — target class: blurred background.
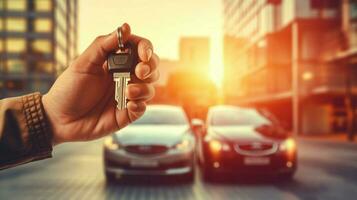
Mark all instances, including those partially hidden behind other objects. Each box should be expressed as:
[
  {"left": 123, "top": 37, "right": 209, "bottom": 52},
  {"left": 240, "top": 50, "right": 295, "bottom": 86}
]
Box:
[
  {"left": 1, "top": 0, "right": 357, "bottom": 139},
  {"left": 1, "top": 0, "right": 357, "bottom": 200}
]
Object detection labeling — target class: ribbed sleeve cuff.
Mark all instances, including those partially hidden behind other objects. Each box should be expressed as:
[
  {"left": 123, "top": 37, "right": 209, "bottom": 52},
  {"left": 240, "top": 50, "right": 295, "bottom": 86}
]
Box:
[{"left": 22, "top": 92, "right": 53, "bottom": 159}]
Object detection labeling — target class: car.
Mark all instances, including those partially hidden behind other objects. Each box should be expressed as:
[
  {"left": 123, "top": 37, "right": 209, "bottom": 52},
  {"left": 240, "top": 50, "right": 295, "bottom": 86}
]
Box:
[
  {"left": 196, "top": 105, "right": 297, "bottom": 181},
  {"left": 103, "top": 105, "right": 196, "bottom": 183}
]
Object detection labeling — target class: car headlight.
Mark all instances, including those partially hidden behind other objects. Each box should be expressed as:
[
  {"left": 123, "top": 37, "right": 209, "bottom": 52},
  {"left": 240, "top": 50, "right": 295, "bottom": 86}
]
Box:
[
  {"left": 175, "top": 139, "right": 191, "bottom": 151},
  {"left": 279, "top": 138, "right": 296, "bottom": 153},
  {"left": 104, "top": 136, "right": 120, "bottom": 150},
  {"left": 208, "top": 140, "right": 231, "bottom": 153}
]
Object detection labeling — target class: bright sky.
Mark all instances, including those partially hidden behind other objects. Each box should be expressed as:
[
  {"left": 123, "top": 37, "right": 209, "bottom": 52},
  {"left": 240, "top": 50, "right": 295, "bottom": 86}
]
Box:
[{"left": 79, "top": 0, "right": 223, "bottom": 86}]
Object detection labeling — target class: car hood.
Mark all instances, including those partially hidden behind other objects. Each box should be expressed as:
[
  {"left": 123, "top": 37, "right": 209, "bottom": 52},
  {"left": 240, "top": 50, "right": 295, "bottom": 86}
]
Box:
[
  {"left": 114, "top": 125, "right": 189, "bottom": 146},
  {"left": 209, "top": 125, "right": 286, "bottom": 143}
]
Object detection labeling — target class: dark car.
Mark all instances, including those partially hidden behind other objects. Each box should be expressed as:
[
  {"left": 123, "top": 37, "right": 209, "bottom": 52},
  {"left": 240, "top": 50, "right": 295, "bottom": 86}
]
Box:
[
  {"left": 103, "top": 105, "right": 196, "bottom": 182},
  {"left": 197, "top": 105, "right": 297, "bottom": 181}
]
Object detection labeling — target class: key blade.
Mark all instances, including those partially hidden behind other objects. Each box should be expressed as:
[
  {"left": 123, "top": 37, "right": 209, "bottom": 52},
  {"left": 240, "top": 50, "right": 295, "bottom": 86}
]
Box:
[
  {"left": 114, "top": 72, "right": 130, "bottom": 110},
  {"left": 114, "top": 80, "right": 122, "bottom": 108}
]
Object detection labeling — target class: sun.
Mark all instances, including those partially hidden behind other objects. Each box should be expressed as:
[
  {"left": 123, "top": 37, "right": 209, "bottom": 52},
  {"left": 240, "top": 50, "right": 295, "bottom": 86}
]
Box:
[
  {"left": 209, "top": 36, "right": 224, "bottom": 89},
  {"left": 209, "top": 64, "right": 223, "bottom": 89}
]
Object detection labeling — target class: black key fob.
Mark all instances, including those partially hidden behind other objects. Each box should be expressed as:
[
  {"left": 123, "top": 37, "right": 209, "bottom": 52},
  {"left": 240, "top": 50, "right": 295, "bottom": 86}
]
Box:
[{"left": 107, "top": 41, "right": 142, "bottom": 83}]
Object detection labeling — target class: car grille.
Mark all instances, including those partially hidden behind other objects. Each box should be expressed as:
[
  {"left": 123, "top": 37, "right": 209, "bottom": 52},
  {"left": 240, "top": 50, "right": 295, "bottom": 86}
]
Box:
[
  {"left": 106, "top": 159, "right": 190, "bottom": 170},
  {"left": 124, "top": 145, "right": 168, "bottom": 155},
  {"left": 234, "top": 142, "right": 278, "bottom": 156}
]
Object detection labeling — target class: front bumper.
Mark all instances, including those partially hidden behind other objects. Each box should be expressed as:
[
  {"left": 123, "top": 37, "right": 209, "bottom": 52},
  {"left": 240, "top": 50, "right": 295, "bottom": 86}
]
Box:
[
  {"left": 104, "top": 147, "right": 194, "bottom": 176},
  {"left": 105, "top": 166, "right": 192, "bottom": 176},
  {"left": 203, "top": 150, "right": 297, "bottom": 175}
]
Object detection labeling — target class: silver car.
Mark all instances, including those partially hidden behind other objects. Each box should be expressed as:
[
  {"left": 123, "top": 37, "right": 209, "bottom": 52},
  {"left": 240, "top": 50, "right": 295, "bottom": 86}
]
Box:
[{"left": 103, "top": 105, "right": 195, "bottom": 182}]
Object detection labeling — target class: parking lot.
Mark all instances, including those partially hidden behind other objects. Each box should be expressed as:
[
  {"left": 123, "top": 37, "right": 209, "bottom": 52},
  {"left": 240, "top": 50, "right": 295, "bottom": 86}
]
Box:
[{"left": 1, "top": 139, "right": 357, "bottom": 200}]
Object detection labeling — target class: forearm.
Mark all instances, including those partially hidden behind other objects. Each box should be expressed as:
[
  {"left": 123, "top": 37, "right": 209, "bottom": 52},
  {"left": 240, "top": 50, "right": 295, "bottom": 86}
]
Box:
[{"left": 0, "top": 93, "right": 53, "bottom": 170}]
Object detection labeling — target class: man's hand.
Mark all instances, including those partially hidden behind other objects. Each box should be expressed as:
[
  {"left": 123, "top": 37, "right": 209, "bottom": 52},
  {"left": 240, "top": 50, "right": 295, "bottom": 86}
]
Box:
[{"left": 42, "top": 23, "right": 159, "bottom": 145}]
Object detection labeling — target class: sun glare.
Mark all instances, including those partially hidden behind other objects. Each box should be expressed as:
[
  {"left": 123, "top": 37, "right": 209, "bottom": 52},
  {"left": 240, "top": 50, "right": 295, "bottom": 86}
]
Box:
[
  {"left": 209, "top": 35, "right": 224, "bottom": 89},
  {"left": 210, "top": 63, "right": 223, "bottom": 89}
]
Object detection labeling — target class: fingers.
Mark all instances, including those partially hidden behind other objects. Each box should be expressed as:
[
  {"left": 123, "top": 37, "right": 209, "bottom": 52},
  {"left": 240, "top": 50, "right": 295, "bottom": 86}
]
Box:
[
  {"left": 135, "top": 53, "right": 160, "bottom": 82},
  {"left": 115, "top": 101, "right": 146, "bottom": 130},
  {"left": 73, "top": 22, "right": 159, "bottom": 78},
  {"left": 127, "top": 101, "right": 146, "bottom": 112},
  {"left": 72, "top": 23, "right": 131, "bottom": 72},
  {"left": 137, "top": 39, "right": 153, "bottom": 62},
  {"left": 126, "top": 84, "right": 155, "bottom": 101},
  {"left": 115, "top": 83, "right": 153, "bottom": 129},
  {"left": 120, "top": 101, "right": 147, "bottom": 124},
  {"left": 121, "top": 29, "right": 154, "bottom": 63},
  {"left": 127, "top": 101, "right": 146, "bottom": 122},
  {"left": 92, "top": 23, "right": 131, "bottom": 58}
]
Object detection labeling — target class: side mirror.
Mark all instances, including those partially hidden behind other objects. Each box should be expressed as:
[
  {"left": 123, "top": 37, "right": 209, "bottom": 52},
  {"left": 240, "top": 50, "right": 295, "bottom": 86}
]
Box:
[{"left": 191, "top": 118, "right": 204, "bottom": 136}]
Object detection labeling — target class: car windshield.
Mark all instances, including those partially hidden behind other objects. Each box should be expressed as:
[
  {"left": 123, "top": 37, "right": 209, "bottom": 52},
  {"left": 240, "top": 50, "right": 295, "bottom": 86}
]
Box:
[
  {"left": 210, "top": 107, "right": 273, "bottom": 126},
  {"left": 133, "top": 106, "right": 188, "bottom": 125}
]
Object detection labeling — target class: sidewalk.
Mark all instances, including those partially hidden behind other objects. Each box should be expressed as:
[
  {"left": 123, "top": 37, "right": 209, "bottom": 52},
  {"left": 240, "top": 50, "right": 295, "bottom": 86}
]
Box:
[{"left": 299, "top": 133, "right": 357, "bottom": 144}]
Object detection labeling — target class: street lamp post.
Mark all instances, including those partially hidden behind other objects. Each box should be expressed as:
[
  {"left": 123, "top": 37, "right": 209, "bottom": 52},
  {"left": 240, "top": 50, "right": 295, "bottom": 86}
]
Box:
[
  {"left": 346, "top": 64, "right": 355, "bottom": 141},
  {"left": 342, "top": 0, "right": 355, "bottom": 141},
  {"left": 292, "top": 22, "right": 300, "bottom": 136}
]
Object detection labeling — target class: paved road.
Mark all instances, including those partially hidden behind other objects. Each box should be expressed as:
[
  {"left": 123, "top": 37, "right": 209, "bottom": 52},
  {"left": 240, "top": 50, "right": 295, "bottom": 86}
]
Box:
[{"left": 1, "top": 139, "right": 357, "bottom": 200}]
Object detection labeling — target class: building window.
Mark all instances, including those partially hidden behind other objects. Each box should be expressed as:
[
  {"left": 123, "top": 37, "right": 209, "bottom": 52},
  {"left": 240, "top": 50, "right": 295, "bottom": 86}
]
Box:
[
  {"left": 0, "top": 59, "right": 4, "bottom": 72},
  {"left": 70, "top": 12, "right": 75, "bottom": 28},
  {"left": 55, "top": 47, "right": 67, "bottom": 66},
  {"left": 5, "top": 80, "right": 24, "bottom": 90},
  {"left": 0, "top": 39, "right": 3, "bottom": 52},
  {"left": 350, "top": 23, "right": 357, "bottom": 48},
  {"left": 30, "top": 80, "right": 50, "bottom": 92},
  {"left": 6, "top": 38, "right": 26, "bottom": 52},
  {"left": 6, "top": 0, "right": 27, "bottom": 11},
  {"left": 57, "top": 0, "right": 67, "bottom": 12},
  {"left": 36, "top": 61, "right": 53, "bottom": 73},
  {"left": 7, "top": 59, "right": 26, "bottom": 73},
  {"left": 34, "top": 18, "right": 52, "bottom": 32},
  {"left": 56, "top": 27, "right": 67, "bottom": 48},
  {"left": 6, "top": 18, "right": 26, "bottom": 32},
  {"left": 31, "top": 39, "right": 52, "bottom": 53},
  {"left": 0, "top": 0, "right": 4, "bottom": 10},
  {"left": 55, "top": 7, "right": 67, "bottom": 29},
  {"left": 350, "top": 1, "right": 357, "bottom": 20},
  {"left": 70, "top": 0, "right": 76, "bottom": 11},
  {"left": 35, "top": 0, "right": 52, "bottom": 11}
]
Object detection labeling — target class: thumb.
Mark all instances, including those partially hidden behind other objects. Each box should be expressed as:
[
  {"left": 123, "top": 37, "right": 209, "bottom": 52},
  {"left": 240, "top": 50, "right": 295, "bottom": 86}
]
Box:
[
  {"left": 115, "top": 101, "right": 146, "bottom": 129},
  {"left": 73, "top": 23, "right": 131, "bottom": 72}
]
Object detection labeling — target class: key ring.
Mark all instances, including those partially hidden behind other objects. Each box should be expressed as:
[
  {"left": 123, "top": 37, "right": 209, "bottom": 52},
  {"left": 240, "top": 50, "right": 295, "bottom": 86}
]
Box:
[{"left": 117, "top": 26, "right": 125, "bottom": 52}]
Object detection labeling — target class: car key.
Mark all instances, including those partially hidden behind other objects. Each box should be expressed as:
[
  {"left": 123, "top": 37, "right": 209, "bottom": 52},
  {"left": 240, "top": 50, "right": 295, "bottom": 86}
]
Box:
[{"left": 107, "top": 27, "right": 140, "bottom": 110}]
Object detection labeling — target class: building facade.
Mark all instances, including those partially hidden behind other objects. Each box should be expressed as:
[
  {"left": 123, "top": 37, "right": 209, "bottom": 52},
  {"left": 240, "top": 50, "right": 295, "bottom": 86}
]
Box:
[
  {"left": 223, "top": 0, "right": 357, "bottom": 136},
  {"left": 157, "top": 37, "right": 216, "bottom": 119},
  {"left": 179, "top": 37, "right": 210, "bottom": 73},
  {"left": 0, "top": 0, "right": 78, "bottom": 98}
]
